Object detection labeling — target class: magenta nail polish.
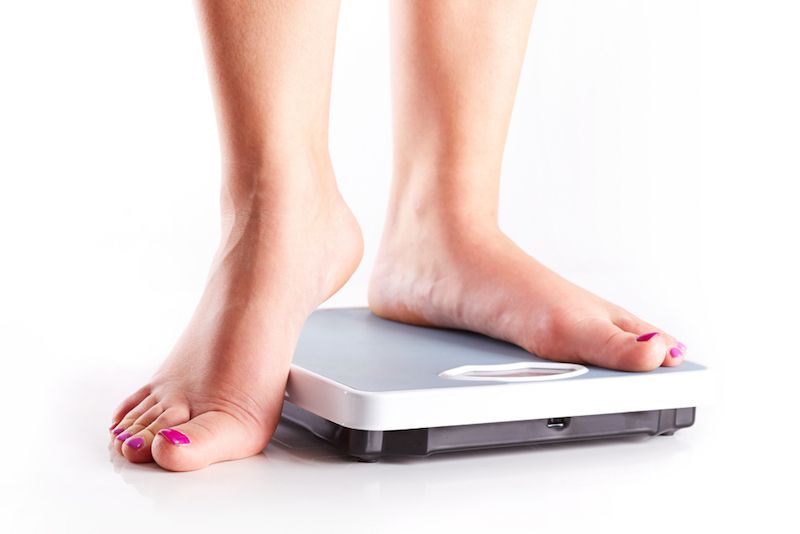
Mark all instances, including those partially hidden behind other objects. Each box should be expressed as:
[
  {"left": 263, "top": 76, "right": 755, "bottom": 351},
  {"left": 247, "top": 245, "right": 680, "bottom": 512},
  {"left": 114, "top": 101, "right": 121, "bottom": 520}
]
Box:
[
  {"left": 117, "top": 432, "right": 131, "bottom": 442},
  {"left": 112, "top": 427, "right": 125, "bottom": 436},
  {"left": 126, "top": 437, "right": 145, "bottom": 450},
  {"left": 636, "top": 332, "right": 660, "bottom": 342},
  {"left": 677, "top": 341, "right": 687, "bottom": 352},
  {"left": 159, "top": 428, "right": 190, "bottom": 445},
  {"left": 670, "top": 347, "right": 683, "bottom": 358}
]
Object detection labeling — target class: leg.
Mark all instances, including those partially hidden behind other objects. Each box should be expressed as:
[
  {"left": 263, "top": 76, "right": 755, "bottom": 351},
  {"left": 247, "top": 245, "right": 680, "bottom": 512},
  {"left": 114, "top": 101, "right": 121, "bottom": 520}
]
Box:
[
  {"left": 109, "top": 0, "right": 362, "bottom": 471},
  {"left": 370, "top": 0, "right": 685, "bottom": 371}
]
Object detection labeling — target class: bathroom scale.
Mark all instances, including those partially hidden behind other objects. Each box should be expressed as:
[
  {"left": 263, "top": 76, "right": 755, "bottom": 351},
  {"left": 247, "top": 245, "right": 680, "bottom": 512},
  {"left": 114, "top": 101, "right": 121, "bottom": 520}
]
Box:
[{"left": 280, "top": 308, "right": 713, "bottom": 461}]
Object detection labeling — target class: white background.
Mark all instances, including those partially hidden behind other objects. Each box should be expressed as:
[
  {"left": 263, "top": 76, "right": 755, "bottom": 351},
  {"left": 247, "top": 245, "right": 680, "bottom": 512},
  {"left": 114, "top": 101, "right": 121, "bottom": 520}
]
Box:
[{"left": 1, "top": 1, "right": 797, "bottom": 532}]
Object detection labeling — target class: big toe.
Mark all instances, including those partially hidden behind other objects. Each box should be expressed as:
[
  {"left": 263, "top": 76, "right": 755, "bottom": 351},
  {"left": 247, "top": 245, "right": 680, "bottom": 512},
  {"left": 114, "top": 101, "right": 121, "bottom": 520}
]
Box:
[
  {"left": 614, "top": 316, "right": 687, "bottom": 367},
  {"left": 571, "top": 318, "right": 667, "bottom": 372},
  {"left": 151, "top": 411, "right": 270, "bottom": 472}
]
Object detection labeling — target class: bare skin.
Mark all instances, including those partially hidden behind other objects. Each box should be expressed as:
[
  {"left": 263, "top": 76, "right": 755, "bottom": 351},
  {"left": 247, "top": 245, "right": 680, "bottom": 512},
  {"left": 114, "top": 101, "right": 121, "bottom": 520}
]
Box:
[
  {"left": 368, "top": 0, "right": 686, "bottom": 371},
  {"left": 110, "top": 0, "right": 685, "bottom": 471},
  {"left": 109, "top": 0, "right": 362, "bottom": 471}
]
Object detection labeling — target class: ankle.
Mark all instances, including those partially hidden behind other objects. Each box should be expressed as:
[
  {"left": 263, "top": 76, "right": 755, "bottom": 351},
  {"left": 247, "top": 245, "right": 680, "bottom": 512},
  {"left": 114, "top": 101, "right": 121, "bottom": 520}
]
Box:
[
  {"left": 385, "top": 162, "right": 501, "bottom": 238},
  {"left": 383, "top": 188, "right": 499, "bottom": 249},
  {"left": 220, "top": 150, "right": 339, "bottom": 216}
]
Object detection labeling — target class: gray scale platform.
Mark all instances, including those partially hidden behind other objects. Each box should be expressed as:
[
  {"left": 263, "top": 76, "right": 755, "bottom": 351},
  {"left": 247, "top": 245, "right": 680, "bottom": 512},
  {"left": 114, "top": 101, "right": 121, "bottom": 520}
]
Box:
[{"left": 280, "top": 308, "right": 708, "bottom": 461}]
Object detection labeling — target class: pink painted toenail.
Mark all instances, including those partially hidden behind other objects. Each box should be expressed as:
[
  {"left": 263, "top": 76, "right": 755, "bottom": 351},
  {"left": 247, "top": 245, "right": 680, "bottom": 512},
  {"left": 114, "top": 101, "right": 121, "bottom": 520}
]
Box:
[
  {"left": 112, "top": 428, "right": 125, "bottom": 436},
  {"left": 159, "top": 428, "right": 190, "bottom": 445},
  {"left": 126, "top": 437, "right": 145, "bottom": 450},
  {"left": 636, "top": 332, "right": 660, "bottom": 342},
  {"left": 117, "top": 432, "right": 131, "bottom": 441},
  {"left": 677, "top": 341, "right": 687, "bottom": 352},
  {"left": 670, "top": 347, "right": 683, "bottom": 358}
]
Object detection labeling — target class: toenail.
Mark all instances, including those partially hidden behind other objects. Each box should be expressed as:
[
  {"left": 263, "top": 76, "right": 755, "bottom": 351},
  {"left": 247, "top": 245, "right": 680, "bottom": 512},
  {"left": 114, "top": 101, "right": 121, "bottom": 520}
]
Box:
[
  {"left": 126, "top": 437, "right": 145, "bottom": 450},
  {"left": 159, "top": 428, "right": 191, "bottom": 445},
  {"left": 112, "top": 428, "right": 125, "bottom": 436},
  {"left": 117, "top": 432, "right": 131, "bottom": 441},
  {"left": 669, "top": 347, "right": 683, "bottom": 358},
  {"left": 677, "top": 341, "right": 687, "bottom": 352},
  {"left": 636, "top": 332, "right": 660, "bottom": 342}
]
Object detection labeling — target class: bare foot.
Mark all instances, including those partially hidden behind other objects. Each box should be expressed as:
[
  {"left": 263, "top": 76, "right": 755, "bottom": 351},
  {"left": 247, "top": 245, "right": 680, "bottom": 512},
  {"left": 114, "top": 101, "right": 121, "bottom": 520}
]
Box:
[
  {"left": 369, "top": 222, "right": 685, "bottom": 372},
  {"left": 109, "top": 170, "right": 362, "bottom": 471}
]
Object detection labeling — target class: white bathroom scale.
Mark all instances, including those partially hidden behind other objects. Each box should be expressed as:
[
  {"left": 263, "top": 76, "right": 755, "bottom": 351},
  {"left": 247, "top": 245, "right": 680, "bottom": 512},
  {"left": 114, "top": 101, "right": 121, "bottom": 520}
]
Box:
[{"left": 280, "top": 308, "right": 713, "bottom": 461}]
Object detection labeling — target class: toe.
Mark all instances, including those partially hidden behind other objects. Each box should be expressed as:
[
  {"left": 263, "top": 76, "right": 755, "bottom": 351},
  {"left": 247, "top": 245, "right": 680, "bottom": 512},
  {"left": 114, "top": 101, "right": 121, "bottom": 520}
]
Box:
[
  {"left": 572, "top": 317, "right": 667, "bottom": 372},
  {"left": 663, "top": 340, "right": 688, "bottom": 367},
  {"left": 614, "top": 315, "right": 687, "bottom": 367},
  {"left": 116, "top": 403, "right": 163, "bottom": 458},
  {"left": 121, "top": 406, "right": 189, "bottom": 463},
  {"left": 110, "top": 395, "right": 156, "bottom": 449},
  {"left": 151, "top": 411, "right": 268, "bottom": 472},
  {"left": 109, "top": 386, "right": 150, "bottom": 430}
]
